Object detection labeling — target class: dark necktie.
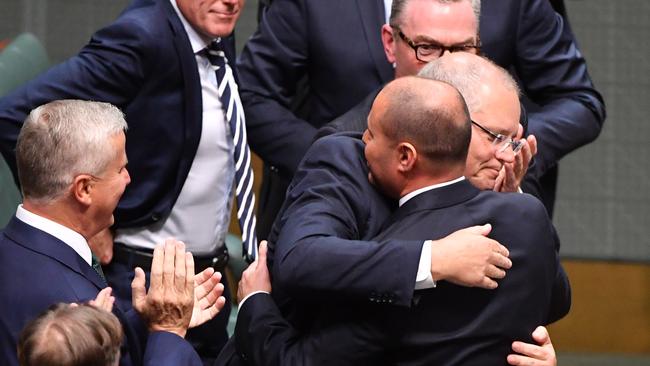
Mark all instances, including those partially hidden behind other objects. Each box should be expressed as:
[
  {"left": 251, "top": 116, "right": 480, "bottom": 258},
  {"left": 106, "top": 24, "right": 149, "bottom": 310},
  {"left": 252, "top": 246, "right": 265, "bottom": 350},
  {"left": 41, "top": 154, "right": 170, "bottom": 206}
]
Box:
[
  {"left": 205, "top": 39, "right": 258, "bottom": 262},
  {"left": 91, "top": 253, "right": 107, "bottom": 283}
]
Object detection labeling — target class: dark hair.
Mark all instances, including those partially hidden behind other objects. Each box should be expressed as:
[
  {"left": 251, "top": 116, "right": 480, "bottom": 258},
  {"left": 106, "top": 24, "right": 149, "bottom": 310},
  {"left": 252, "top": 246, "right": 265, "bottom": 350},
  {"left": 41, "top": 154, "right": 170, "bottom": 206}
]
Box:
[{"left": 17, "top": 303, "right": 123, "bottom": 366}]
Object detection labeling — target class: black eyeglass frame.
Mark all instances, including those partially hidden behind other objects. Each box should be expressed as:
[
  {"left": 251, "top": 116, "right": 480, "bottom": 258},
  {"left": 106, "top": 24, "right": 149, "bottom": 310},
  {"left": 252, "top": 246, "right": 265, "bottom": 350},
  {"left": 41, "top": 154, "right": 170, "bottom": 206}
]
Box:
[{"left": 392, "top": 26, "right": 481, "bottom": 62}]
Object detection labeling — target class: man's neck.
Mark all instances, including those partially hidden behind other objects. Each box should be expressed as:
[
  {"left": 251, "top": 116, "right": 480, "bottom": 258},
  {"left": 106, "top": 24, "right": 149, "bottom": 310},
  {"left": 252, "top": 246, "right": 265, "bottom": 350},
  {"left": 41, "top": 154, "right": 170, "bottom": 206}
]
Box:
[
  {"left": 399, "top": 175, "right": 465, "bottom": 207},
  {"left": 22, "top": 200, "right": 92, "bottom": 240}
]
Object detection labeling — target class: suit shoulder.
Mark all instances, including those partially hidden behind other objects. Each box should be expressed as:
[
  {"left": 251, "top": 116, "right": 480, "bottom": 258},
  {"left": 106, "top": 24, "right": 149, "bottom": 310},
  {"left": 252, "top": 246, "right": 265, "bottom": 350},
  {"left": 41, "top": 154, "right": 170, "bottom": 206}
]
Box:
[
  {"left": 477, "top": 190, "right": 549, "bottom": 220},
  {"left": 308, "top": 132, "right": 364, "bottom": 157}
]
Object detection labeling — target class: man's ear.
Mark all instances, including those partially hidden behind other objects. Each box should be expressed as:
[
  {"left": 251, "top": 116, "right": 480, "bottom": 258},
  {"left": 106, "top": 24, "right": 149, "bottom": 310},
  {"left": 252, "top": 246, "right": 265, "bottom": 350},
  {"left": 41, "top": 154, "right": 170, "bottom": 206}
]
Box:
[
  {"left": 72, "top": 175, "right": 93, "bottom": 207},
  {"left": 397, "top": 142, "right": 417, "bottom": 173},
  {"left": 381, "top": 24, "right": 397, "bottom": 64}
]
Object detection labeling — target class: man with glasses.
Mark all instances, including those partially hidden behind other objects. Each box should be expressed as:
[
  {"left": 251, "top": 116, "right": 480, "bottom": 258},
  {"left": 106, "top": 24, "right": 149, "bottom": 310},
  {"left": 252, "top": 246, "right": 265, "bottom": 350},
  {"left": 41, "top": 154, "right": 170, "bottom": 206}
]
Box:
[
  {"left": 219, "top": 60, "right": 569, "bottom": 365},
  {"left": 240, "top": 0, "right": 604, "bottom": 237},
  {"left": 318, "top": 0, "right": 534, "bottom": 193}
]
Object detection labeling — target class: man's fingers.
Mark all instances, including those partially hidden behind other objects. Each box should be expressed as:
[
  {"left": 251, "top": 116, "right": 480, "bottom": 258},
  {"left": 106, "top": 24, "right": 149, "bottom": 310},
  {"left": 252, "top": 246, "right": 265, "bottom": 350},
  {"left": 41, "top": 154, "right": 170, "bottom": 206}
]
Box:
[
  {"left": 131, "top": 267, "right": 147, "bottom": 310},
  {"left": 150, "top": 243, "right": 164, "bottom": 292},
  {"left": 195, "top": 272, "right": 222, "bottom": 306},
  {"left": 198, "top": 282, "right": 224, "bottom": 309},
  {"left": 494, "top": 168, "right": 506, "bottom": 192},
  {"left": 203, "top": 295, "right": 227, "bottom": 320},
  {"left": 527, "top": 135, "right": 538, "bottom": 156},
  {"left": 174, "top": 241, "right": 187, "bottom": 293},
  {"left": 485, "top": 264, "right": 506, "bottom": 280},
  {"left": 511, "top": 341, "right": 545, "bottom": 360},
  {"left": 162, "top": 239, "right": 176, "bottom": 291},
  {"left": 258, "top": 240, "right": 268, "bottom": 265},
  {"left": 479, "top": 277, "right": 498, "bottom": 290},
  {"left": 490, "top": 248, "right": 512, "bottom": 269},
  {"left": 491, "top": 241, "right": 510, "bottom": 258},
  {"left": 195, "top": 267, "right": 215, "bottom": 287},
  {"left": 460, "top": 223, "right": 492, "bottom": 237},
  {"left": 532, "top": 326, "right": 551, "bottom": 346},
  {"left": 185, "top": 252, "right": 195, "bottom": 291},
  {"left": 95, "top": 287, "right": 112, "bottom": 305}
]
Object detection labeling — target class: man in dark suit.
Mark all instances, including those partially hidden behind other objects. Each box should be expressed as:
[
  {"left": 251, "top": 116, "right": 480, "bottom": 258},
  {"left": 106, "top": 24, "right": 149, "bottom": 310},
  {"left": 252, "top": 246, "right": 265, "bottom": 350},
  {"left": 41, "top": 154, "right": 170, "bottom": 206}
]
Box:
[
  {"left": 224, "top": 76, "right": 566, "bottom": 365},
  {"left": 0, "top": 100, "right": 225, "bottom": 365},
  {"left": 0, "top": 0, "right": 264, "bottom": 357},
  {"left": 225, "top": 53, "right": 569, "bottom": 365},
  {"left": 349, "top": 76, "right": 567, "bottom": 365},
  {"left": 240, "top": 0, "right": 605, "bottom": 233}
]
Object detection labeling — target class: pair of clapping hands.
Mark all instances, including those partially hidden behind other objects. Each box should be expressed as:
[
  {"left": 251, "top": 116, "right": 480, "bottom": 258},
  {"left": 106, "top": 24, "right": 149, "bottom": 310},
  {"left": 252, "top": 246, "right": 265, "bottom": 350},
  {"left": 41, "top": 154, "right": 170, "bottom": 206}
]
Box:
[{"left": 91, "top": 239, "right": 226, "bottom": 338}]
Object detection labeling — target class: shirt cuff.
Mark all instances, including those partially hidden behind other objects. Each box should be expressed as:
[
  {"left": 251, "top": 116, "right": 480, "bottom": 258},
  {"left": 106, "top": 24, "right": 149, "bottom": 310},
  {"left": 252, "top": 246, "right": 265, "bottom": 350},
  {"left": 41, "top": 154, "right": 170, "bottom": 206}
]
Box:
[
  {"left": 415, "top": 240, "right": 436, "bottom": 290},
  {"left": 239, "top": 290, "right": 270, "bottom": 309}
]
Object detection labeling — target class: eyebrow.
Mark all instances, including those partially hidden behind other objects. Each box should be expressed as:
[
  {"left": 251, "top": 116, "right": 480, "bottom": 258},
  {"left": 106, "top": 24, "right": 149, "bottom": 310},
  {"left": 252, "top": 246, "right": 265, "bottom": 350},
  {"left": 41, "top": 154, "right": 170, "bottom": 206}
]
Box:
[{"left": 409, "top": 34, "right": 476, "bottom": 46}]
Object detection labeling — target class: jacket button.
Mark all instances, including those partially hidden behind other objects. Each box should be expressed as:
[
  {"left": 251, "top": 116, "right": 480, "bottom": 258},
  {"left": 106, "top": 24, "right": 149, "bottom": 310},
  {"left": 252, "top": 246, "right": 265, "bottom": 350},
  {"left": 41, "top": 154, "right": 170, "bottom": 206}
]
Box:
[{"left": 151, "top": 214, "right": 161, "bottom": 222}]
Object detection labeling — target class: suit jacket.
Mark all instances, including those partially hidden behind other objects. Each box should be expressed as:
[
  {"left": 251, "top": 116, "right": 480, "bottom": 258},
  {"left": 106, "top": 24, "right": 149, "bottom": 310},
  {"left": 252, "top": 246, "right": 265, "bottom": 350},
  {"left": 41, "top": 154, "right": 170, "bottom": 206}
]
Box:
[
  {"left": 227, "top": 156, "right": 570, "bottom": 366},
  {"left": 361, "top": 180, "right": 571, "bottom": 366},
  {"left": 0, "top": 0, "right": 248, "bottom": 229},
  {"left": 240, "top": 0, "right": 605, "bottom": 221},
  {"left": 0, "top": 216, "right": 201, "bottom": 366},
  {"left": 267, "top": 133, "right": 423, "bottom": 315}
]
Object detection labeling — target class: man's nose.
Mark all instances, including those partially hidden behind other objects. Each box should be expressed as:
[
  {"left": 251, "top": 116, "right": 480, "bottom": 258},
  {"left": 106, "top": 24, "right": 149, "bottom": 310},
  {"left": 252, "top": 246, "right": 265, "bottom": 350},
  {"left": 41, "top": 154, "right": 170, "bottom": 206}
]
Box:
[{"left": 495, "top": 146, "right": 515, "bottom": 164}]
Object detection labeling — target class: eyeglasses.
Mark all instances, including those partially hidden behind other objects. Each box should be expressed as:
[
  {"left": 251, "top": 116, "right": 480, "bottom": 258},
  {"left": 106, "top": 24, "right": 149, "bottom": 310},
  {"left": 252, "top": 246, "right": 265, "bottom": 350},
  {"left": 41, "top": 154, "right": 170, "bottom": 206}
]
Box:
[
  {"left": 471, "top": 120, "right": 523, "bottom": 155},
  {"left": 393, "top": 27, "right": 481, "bottom": 63}
]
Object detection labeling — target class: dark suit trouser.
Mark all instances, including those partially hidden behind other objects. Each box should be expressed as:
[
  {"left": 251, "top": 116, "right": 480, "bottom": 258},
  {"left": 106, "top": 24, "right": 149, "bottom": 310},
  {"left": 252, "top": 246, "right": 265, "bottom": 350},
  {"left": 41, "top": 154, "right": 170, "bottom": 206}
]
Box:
[{"left": 105, "top": 258, "right": 231, "bottom": 365}]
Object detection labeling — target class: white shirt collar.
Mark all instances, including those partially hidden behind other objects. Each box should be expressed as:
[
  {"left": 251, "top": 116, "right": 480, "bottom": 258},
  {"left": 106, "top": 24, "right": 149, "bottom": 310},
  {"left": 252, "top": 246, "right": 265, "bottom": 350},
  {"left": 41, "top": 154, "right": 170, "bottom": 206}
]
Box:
[
  {"left": 399, "top": 176, "right": 466, "bottom": 207},
  {"left": 15, "top": 205, "right": 92, "bottom": 266},
  {"left": 384, "top": 0, "right": 393, "bottom": 24},
  {"left": 170, "top": 0, "right": 215, "bottom": 54}
]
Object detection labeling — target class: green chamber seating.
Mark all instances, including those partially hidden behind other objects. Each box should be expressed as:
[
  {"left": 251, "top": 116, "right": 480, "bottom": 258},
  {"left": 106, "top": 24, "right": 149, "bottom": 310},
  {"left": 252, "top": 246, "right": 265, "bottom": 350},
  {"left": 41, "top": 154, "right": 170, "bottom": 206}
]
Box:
[{"left": 0, "top": 33, "right": 49, "bottom": 227}]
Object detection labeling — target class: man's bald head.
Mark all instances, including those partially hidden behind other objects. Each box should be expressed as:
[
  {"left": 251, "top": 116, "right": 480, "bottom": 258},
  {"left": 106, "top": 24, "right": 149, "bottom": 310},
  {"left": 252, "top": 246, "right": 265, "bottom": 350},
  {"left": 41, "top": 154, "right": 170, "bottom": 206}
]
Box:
[
  {"left": 374, "top": 76, "right": 471, "bottom": 165},
  {"left": 417, "top": 52, "right": 523, "bottom": 190},
  {"left": 417, "top": 52, "right": 520, "bottom": 115},
  {"left": 363, "top": 76, "right": 471, "bottom": 198}
]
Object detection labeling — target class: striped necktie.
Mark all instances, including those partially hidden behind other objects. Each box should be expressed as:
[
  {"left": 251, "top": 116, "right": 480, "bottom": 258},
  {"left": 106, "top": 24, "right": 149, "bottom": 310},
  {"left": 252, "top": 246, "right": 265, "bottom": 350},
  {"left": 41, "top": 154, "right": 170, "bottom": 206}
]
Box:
[{"left": 205, "top": 39, "right": 258, "bottom": 262}]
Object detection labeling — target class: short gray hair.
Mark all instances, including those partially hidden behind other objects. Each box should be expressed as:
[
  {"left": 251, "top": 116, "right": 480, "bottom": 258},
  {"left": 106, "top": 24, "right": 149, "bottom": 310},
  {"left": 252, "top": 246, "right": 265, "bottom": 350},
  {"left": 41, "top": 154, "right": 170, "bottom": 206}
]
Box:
[
  {"left": 16, "top": 100, "right": 127, "bottom": 203},
  {"left": 416, "top": 54, "right": 520, "bottom": 113},
  {"left": 390, "top": 0, "right": 481, "bottom": 29}
]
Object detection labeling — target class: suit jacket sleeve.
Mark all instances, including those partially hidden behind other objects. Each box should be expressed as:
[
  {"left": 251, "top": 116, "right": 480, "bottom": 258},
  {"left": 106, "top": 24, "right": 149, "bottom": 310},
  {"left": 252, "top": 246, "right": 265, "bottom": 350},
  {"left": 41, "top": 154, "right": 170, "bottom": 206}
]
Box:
[
  {"left": 514, "top": 0, "right": 606, "bottom": 179},
  {"left": 144, "top": 332, "right": 202, "bottom": 366},
  {"left": 271, "top": 135, "right": 423, "bottom": 307},
  {"left": 234, "top": 293, "right": 310, "bottom": 366},
  {"left": 0, "top": 9, "right": 154, "bottom": 177},
  {"left": 237, "top": 0, "right": 317, "bottom": 175}
]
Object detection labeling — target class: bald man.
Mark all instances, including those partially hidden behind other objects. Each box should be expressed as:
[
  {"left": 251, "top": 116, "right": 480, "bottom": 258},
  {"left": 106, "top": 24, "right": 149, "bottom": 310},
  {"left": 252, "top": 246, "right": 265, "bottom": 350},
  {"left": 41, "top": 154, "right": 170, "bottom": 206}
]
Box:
[{"left": 223, "top": 73, "right": 567, "bottom": 366}]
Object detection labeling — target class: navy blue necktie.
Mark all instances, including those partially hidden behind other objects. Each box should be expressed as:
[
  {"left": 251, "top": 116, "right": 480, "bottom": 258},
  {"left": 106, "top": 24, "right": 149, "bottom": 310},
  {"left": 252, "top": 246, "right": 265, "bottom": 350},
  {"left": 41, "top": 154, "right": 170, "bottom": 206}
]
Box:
[{"left": 206, "top": 39, "right": 258, "bottom": 262}]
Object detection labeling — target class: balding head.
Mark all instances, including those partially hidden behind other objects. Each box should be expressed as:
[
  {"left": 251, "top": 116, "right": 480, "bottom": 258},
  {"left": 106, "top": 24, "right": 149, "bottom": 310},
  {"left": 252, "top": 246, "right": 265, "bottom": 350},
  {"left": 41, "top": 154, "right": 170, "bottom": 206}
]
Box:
[
  {"left": 417, "top": 53, "right": 523, "bottom": 189},
  {"left": 18, "top": 303, "right": 123, "bottom": 366},
  {"left": 363, "top": 76, "right": 471, "bottom": 198},
  {"left": 417, "top": 52, "right": 520, "bottom": 115}
]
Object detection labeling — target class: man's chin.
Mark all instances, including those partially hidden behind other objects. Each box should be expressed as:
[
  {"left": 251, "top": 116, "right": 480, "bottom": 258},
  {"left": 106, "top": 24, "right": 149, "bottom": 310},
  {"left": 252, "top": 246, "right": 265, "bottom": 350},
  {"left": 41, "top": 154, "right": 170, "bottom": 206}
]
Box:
[{"left": 468, "top": 176, "right": 495, "bottom": 191}]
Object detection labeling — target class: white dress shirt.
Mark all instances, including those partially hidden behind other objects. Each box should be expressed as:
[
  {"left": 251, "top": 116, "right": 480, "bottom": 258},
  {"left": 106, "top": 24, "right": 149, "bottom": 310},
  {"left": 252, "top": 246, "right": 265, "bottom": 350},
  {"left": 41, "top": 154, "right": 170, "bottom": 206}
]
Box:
[
  {"left": 16, "top": 205, "right": 92, "bottom": 266},
  {"left": 114, "top": 0, "right": 234, "bottom": 256},
  {"left": 384, "top": 0, "right": 393, "bottom": 24}
]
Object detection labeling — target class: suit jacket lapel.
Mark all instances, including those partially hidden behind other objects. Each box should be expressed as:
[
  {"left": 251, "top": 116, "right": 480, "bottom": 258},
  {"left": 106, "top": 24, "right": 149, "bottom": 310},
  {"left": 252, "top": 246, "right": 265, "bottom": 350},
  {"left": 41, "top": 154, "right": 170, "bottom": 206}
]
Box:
[
  {"left": 355, "top": 0, "right": 394, "bottom": 83},
  {"left": 3, "top": 216, "right": 107, "bottom": 290},
  {"left": 162, "top": 0, "right": 203, "bottom": 160}
]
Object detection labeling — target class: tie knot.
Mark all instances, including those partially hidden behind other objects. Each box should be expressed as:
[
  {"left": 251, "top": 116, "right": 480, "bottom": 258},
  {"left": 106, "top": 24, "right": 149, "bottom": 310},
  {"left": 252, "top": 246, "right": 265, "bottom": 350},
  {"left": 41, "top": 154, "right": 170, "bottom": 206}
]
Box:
[{"left": 205, "top": 39, "right": 227, "bottom": 67}]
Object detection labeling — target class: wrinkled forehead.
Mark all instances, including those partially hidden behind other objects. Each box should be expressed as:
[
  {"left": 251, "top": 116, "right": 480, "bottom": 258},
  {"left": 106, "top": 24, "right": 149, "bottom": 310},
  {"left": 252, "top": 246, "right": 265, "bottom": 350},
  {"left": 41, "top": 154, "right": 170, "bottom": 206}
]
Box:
[
  {"left": 398, "top": 0, "right": 478, "bottom": 44},
  {"left": 471, "top": 87, "right": 520, "bottom": 136}
]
